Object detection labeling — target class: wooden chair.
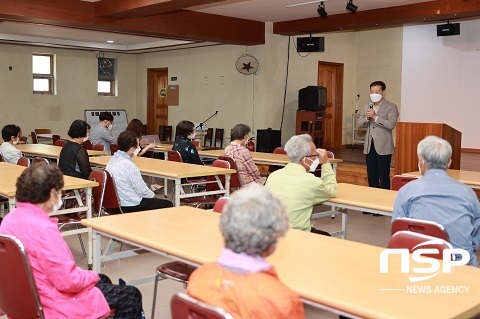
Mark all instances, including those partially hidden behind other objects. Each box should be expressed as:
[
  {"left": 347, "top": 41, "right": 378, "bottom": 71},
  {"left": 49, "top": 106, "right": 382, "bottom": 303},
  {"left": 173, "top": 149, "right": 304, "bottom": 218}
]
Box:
[
  {"left": 391, "top": 217, "right": 449, "bottom": 241},
  {"left": 0, "top": 234, "right": 45, "bottom": 319},
  {"left": 0, "top": 152, "right": 4, "bottom": 162},
  {"left": 110, "top": 144, "right": 119, "bottom": 155},
  {"left": 89, "top": 169, "right": 107, "bottom": 217},
  {"left": 54, "top": 139, "right": 67, "bottom": 147},
  {"left": 93, "top": 144, "right": 106, "bottom": 152},
  {"left": 218, "top": 155, "right": 242, "bottom": 191},
  {"left": 326, "top": 150, "right": 334, "bottom": 159},
  {"left": 388, "top": 230, "right": 452, "bottom": 260},
  {"left": 213, "top": 197, "right": 229, "bottom": 213},
  {"left": 34, "top": 129, "right": 51, "bottom": 134},
  {"left": 170, "top": 292, "right": 234, "bottom": 319},
  {"left": 16, "top": 157, "right": 30, "bottom": 167},
  {"left": 214, "top": 128, "right": 224, "bottom": 148},
  {"left": 52, "top": 134, "right": 61, "bottom": 145},
  {"left": 30, "top": 132, "right": 39, "bottom": 144},
  {"left": 269, "top": 147, "right": 287, "bottom": 174},
  {"left": 391, "top": 175, "right": 419, "bottom": 191},
  {"left": 33, "top": 157, "right": 49, "bottom": 165},
  {"left": 159, "top": 125, "right": 173, "bottom": 142},
  {"left": 19, "top": 136, "right": 28, "bottom": 144},
  {"left": 83, "top": 140, "right": 93, "bottom": 150},
  {"left": 204, "top": 127, "right": 213, "bottom": 147}
]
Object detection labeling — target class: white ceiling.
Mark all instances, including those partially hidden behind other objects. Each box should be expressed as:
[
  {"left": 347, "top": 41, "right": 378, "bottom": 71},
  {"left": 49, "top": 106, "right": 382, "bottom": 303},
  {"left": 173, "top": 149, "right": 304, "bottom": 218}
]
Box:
[{"left": 0, "top": 0, "right": 434, "bottom": 52}]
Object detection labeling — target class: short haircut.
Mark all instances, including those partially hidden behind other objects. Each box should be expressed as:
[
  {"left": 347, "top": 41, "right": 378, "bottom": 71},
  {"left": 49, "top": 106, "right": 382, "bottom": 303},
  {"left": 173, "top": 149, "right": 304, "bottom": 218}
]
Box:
[
  {"left": 99, "top": 112, "right": 114, "bottom": 122},
  {"left": 16, "top": 163, "right": 64, "bottom": 204},
  {"left": 370, "top": 81, "right": 386, "bottom": 91},
  {"left": 417, "top": 135, "right": 452, "bottom": 170},
  {"left": 230, "top": 124, "right": 251, "bottom": 141},
  {"left": 220, "top": 184, "right": 289, "bottom": 256},
  {"left": 126, "top": 119, "right": 145, "bottom": 136},
  {"left": 284, "top": 134, "right": 313, "bottom": 163},
  {"left": 2, "top": 124, "right": 21, "bottom": 142},
  {"left": 117, "top": 130, "right": 139, "bottom": 152},
  {"left": 176, "top": 120, "right": 194, "bottom": 138},
  {"left": 68, "top": 120, "right": 91, "bottom": 139}
]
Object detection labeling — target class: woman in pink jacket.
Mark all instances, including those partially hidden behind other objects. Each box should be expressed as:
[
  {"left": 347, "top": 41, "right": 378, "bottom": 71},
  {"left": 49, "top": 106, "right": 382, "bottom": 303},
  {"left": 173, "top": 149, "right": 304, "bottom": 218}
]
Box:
[{"left": 0, "top": 163, "right": 145, "bottom": 319}]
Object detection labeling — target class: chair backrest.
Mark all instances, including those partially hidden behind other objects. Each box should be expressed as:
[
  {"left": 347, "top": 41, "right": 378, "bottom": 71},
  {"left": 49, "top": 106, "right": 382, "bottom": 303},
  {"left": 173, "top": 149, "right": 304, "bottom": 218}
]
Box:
[
  {"left": 33, "top": 157, "right": 49, "bottom": 165},
  {"left": 19, "top": 136, "right": 28, "bottom": 144},
  {"left": 171, "top": 292, "right": 234, "bottom": 319},
  {"left": 34, "top": 129, "right": 51, "bottom": 134},
  {"left": 0, "top": 234, "right": 45, "bottom": 319},
  {"left": 272, "top": 147, "right": 286, "bottom": 155},
  {"left": 159, "top": 125, "right": 173, "bottom": 142},
  {"left": 93, "top": 144, "right": 106, "bottom": 152},
  {"left": 30, "top": 132, "right": 39, "bottom": 144},
  {"left": 54, "top": 139, "right": 67, "bottom": 147},
  {"left": 214, "top": 128, "right": 224, "bottom": 148},
  {"left": 89, "top": 169, "right": 107, "bottom": 217},
  {"left": 204, "top": 128, "right": 214, "bottom": 147},
  {"left": 391, "top": 217, "right": 449, "bottom": 241},
  {"left": 0, "top": 152, "right": 4, "bottom": 162},
  {"left": 205, "top": 160, "right": 230, "bottom": 192},
  {"left": 213, "top": 197, "right": 229, "bottom": 213},
  {"left": 326, "top": 151, "right": 334, "bottom": 159},
  {"left": 218, "top": 156, "right": 242, "bottom": 189},
  {"left": 17, "top": 157, "right": 30, "bottom": 167},
  {"left": 167, "top": 150, "right": 183, "bottom": 163},
  {"left": 52, "top": 134, "right": 61, "bottom": 145},
  {"left": 110, "top": 143, "right": 119, "bottom": 155},
  {"left": 192, "top": 140, "right": 200, "bottom": 148},
  {"left": 82, "top": 140, "right": 93, "bottom": 150},
  {"left": 388, "top": 230, "right": 452, "bottom": 260},
  {"left": 103, "top": 170, "right": 123, "bottom": 214},
  {"left": 391, "top": 175, "right": 419, "bottom": 191}
]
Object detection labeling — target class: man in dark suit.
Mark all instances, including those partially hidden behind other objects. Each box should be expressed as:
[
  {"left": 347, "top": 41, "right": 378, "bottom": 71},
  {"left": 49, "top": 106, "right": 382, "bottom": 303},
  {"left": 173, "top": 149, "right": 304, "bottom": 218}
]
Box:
[{"left": 357, "top": 81, "right": 399, "bottom": 190}]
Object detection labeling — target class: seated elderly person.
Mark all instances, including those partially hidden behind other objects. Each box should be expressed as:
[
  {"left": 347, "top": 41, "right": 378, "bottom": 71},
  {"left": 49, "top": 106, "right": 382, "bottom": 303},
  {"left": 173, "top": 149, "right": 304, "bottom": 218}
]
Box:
[
  {"left": 173, "top": 120, "right": 203, "bottom": 165},
  {"left": 106, "top": 130, "right": 173, "bottom": 212},
  {"left": 0, "top": 124, "right": 22, "bottom": 164},
  {"left": 393, "top": 136, "right": 480, "bottom": 266},
  {"left": 224, "top": 124, "right": 265, "bottom": 186},
  {"left": 58, "top": 120, "right": 92, "bottom": 179},
  {"left": 0, "top": 163, "right": 145, "bottom": 318},
  {"left": 266, "top": 134, "right": 337, "bottom": 235},
  {"left": 187, "top": 184, "right": 304, "bottom": 319}
]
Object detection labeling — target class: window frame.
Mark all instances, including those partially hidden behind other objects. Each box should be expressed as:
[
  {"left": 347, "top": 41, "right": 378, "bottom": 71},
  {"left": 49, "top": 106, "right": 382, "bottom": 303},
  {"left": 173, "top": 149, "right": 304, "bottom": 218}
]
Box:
[
  {"left": 98, "top": 79, "right": 115, "bottom": 96},
  {"left": 33, "top": 53, "right": 55, "bottom": 94}
]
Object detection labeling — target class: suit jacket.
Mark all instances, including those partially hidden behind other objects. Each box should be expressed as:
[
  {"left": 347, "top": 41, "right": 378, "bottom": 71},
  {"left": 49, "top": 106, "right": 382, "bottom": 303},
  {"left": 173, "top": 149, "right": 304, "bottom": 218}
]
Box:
[{"left": 357, "top": 99, "right": 399, "bottom": 155}]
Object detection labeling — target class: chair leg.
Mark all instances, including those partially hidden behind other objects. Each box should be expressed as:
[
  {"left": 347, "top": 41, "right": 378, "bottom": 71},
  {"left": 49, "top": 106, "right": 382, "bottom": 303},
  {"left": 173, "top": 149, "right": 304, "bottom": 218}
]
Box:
[
  {"left": 78, "top": 233, "right": 86, "bottom": 256},
  {"left": 151, "top": 272, "right": 165, "bottom": 319}
]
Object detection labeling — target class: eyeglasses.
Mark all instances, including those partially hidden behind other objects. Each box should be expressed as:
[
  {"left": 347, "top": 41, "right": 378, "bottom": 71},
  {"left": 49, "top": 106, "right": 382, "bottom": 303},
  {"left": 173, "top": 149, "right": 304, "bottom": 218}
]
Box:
[{"left": 303, "top": 154, "right": 319, "bottom": 159}]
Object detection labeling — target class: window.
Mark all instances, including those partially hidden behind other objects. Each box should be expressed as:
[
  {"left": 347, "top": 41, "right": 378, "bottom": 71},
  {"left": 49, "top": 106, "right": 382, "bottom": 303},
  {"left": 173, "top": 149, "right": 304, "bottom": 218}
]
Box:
[
  {"left": 33, "top": 53, "right": 54, "bottom": 94},
  {"left": 98, "top": 58, "right": 116, "bottom": 96}
]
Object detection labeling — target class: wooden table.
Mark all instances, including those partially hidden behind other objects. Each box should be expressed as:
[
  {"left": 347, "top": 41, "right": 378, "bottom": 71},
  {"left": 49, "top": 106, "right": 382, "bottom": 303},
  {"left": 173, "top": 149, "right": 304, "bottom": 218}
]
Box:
[
  {"left": 0, "top": 162, "right": 98, "bottom": 267},
  {"left": 82, "top": 206, "right": 480, "bottom": 319},
  {"left": 317, "top": 183, "right": 397, "bottom": 239},
  {"left": 403, "top": 169, "right": 480, "bottom": 190},
  {"left": 198, "top": 149, "right": 343, "bottom": 173},
  {"left": 89, "top": 156, "right": 235, "bottom": 207},
  {"left": 16, "top": 144, "right": 106, "bottom": 159}
]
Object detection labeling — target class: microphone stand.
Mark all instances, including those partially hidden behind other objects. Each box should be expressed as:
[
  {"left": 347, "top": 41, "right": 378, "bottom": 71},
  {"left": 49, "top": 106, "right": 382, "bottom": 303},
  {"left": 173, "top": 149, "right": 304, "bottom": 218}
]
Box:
[{"left": 196, "top": 111, "right": 218, "bottom": 147}]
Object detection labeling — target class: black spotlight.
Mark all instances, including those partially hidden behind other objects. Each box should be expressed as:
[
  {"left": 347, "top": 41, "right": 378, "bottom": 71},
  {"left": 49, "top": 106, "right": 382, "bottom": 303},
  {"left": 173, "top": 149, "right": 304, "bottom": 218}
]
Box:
[
  {"left": 346, "top": 0, "right": 357, "bottom": 13},
  {"left": 317, "top": 1, "right": 327, "bottom": 18}
]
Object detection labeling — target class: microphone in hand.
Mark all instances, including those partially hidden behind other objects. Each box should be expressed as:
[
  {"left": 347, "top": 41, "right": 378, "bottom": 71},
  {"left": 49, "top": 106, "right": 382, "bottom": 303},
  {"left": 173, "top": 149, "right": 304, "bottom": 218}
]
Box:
[{"left": 366, "top": 102, "right": 374, "bottom": 120}]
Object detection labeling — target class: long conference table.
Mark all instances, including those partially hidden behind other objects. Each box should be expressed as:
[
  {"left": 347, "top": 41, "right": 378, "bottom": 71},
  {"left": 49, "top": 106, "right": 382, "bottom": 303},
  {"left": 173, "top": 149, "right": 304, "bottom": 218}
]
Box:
[
  {"left": 0, "top": 162, "right": 98, "bottom": 267},
  {"left": 16, "top": 144, "right": 106, "bottom": 159},
  {"left": 198, "top": 149, "right": 343, "bottom": 173},
  {"left": 315, "top": 183, "right": 397, "bottom": 239},
  {"left": 403, "top": 169, "right": 480, "bottom": 190},
  {"left": 89, "top": 156, "right": 236, "bottom": 207},
  {"left": 82, "top": 206, "right": 480, "bottom": 319}
]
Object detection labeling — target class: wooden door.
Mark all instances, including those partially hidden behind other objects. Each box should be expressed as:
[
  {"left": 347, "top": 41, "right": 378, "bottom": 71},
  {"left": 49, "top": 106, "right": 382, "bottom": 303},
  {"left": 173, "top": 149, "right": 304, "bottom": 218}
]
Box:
[
  {"left": 317, "top": 63, "right": 344, "bottom": 149},
  {"left": 147, "top": 68, "right": 168, "bottom": 135}
]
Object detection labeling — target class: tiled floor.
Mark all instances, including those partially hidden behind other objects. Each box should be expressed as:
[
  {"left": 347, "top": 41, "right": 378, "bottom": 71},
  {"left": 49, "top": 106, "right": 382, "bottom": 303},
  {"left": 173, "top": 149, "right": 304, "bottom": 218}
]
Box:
[{"left": 57, "top": 204, "right": 393, "bottom": 319}]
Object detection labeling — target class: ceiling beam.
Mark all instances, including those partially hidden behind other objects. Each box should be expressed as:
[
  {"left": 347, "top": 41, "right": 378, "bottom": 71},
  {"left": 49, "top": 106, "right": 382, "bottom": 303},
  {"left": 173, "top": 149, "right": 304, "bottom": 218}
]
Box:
[
  {"left": 0, "top": 0, "right": 264, "bottom": 45},
  {"left": 274, "top": 0, "right": 480, "bottom": 35},
  {"left": 95, "top": 0, "right": 232, "bottom": 19}
]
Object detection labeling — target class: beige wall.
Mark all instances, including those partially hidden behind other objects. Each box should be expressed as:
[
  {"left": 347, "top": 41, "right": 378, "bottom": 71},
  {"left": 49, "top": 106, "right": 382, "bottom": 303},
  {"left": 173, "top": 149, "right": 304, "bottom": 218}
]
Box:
[{"left": 0, "top": 44, "right": 137, "bottom": 137}]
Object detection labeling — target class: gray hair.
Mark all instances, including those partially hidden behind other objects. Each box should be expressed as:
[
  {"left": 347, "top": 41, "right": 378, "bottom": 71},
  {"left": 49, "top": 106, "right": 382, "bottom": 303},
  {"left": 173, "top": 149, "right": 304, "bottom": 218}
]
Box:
[
  {"left": 284, "top": 134, "right": 313, "bottom": 163},
  {"left": 220, "top": 184, "right": 289, "bottom": 256},
  {"left": 230, "top": 124, "right": 251, "bottom": 141},
  {"left": 417, "top": 136, "right": 452, "bottom": 170}
]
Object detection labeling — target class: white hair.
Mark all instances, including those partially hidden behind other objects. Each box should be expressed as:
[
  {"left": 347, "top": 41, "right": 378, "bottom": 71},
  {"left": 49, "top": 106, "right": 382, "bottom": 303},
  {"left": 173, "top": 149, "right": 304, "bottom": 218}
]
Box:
[
  {"left": 417, "top": 136, "right": 452, "bottom": 170},
  {"left": 284, "top": 134, "right": 312, "bottom": 163}
]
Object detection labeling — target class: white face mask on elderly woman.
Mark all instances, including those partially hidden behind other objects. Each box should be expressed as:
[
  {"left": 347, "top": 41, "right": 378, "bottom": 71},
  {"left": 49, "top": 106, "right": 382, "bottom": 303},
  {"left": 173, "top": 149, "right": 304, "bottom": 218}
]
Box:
[
  {"left": 51, "top": 191, "right": 63, "bottom": 214},
  {"left": 303, "top": 156, "right": 320, "bottom": 172}
]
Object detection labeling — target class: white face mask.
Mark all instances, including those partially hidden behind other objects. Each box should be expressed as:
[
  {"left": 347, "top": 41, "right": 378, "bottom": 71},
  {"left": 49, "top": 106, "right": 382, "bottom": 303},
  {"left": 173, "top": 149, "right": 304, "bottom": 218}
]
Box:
[
  {"left": 52, "top": 192, "right": 63, "bottom": 214},
  {"left": 133, "top": 147, "right": 141, "bottom": 156},
  {"left": 107, "top": 124, "right": 113, "bottom": 131},
  {"left": 304, "top": 157, "right": 320, "bottom": 172},
  {"left": 12, "top": 138, "right": 19, "bottom": 145},
  {"left": 370, "top": 93, "right": 383, "bottom": 103}
]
